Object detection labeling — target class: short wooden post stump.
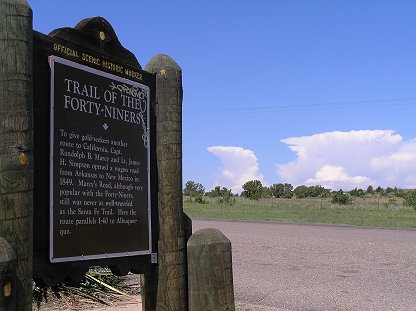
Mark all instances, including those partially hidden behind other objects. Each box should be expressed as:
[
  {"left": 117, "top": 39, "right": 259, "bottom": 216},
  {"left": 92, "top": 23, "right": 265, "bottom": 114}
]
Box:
[{"left": 187, "top": 228, "right": 235, "bottom": 311}]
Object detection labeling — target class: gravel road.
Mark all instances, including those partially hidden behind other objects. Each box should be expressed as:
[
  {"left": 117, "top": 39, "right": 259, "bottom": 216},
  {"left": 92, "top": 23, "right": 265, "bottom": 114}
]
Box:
[{"left": 193, "top": 219, "right": 416, "bottom": 311}]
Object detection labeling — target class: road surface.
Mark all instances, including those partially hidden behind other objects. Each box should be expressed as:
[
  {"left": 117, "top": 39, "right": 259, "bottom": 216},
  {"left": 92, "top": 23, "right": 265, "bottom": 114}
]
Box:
[{"left": 193, "top": 219, "right": 416, "bottom": 311}]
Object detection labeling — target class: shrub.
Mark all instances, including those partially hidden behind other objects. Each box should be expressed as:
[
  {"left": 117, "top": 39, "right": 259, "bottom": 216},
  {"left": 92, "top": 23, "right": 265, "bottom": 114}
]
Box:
[
  {"left": 350, "top": 187, "right": 365, "bottom": 197},
  {"left": 193, "top": 194, "right": 206, "bottom": 204},
  {"left": 404, "top": 190, "right": 416, "bottom": 210},
  {"left": 331, "top": 190, "right": 352, "bottom": 205},
  {"left": 206, "top": 186, "right": 234, "bottom": 205}
]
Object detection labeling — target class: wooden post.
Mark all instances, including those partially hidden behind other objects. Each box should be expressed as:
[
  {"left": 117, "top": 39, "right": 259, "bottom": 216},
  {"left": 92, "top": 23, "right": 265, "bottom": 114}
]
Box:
[
  {"left": 144, "top": 54, "right": 187, "bottom": 310},
  {"left": 187, "top": 228, "right": 235, "bottom": 311},
  {"left": 0, "top": 0, "right": 33, "bottom": 310},
  {"left": 0, "top": 237, "right": 17, "bottom": 310},
  {"left": 140, "top": 267, "right": 158, "bottom": 311}
]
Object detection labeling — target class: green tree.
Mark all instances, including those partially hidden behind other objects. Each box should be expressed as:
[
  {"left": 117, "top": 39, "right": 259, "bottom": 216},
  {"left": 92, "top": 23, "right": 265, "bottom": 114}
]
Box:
[
  {"left": 283, "top": 183, "right": 294, "bottom": 198},
  {"left": 183, "top": 181, "right": 205, "bottom": 203},
  {"left": 219, "top": 187, "right": 234, "bottom": 204},
  {"left": 242, "top": 180, "right": 263, "bottom": 200},
  {"left": 385, "top": 187, "right": 394, "bottom": 194},
  {"left": 375, "top": 186, "right": 384, "bottom": 194},
  {"left": 183, "top": 181, "right": 205, "bottom": 196},
  {"left": 367, "top": 185, "right": 374, "bottom": 194},
  {"left": 262, "top": 186, "right": 272, "bottom": 198},
  {"left": 206, "top": 186, "right": 234, "bottom": 204},
  {"left": 268, "top": 183, "right": 294, "bottom": 198},
  {"left": 308, "top": 185, "right": 330, "bottom": 197},
  {"left": 396, "top": 188, "right": 407, "bottom": 199},
  {"left": 294, "top": 185, "right": 309, "bottom": 198},
  {"left": 206, "top": 186, "right": 221, "bottom": 197},
  {"left": 331, "top": 190, "right": 352, "bottom": 205},
  {"left": 350, "top": 187, "right": 365, "bottom": 197},
  {"left": 270, "top": 183, "right": 285, "bottom": 198}
]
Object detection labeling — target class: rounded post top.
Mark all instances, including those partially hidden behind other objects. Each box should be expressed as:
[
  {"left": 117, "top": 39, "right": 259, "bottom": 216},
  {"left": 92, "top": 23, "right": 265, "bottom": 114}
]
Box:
[
  {"left": 145, "top": 54, "right": 181, "bottom": 74},
  {"left": 1, "top": 0, "right": 32, "bottom": 15},
  {"left": 187, "top": 228, "right": 230, "bottom": 247},
  {"left": 4, "top": 0, "right": 30, "bottom": 6}
]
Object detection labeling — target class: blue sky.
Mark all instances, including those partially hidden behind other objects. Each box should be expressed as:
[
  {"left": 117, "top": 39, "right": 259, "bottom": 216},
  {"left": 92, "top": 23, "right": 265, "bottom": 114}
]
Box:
[{"left": 31, "top": 1, "right": 416, "bottom": 192}]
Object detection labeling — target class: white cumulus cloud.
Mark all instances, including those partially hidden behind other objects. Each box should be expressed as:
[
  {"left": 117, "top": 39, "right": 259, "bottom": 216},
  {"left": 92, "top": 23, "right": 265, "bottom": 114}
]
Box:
[
  {"left": 277, "top": 130, "right": 414, "bottom": 190},
  {"left": 207, "top": 146, "right": 265, "bottom": 194},
  {"left": 371, "top": 139, "right": 416, "bottom": 188},
  {"left": 306, "top": 165, "right": 374, "bottom": 190}
]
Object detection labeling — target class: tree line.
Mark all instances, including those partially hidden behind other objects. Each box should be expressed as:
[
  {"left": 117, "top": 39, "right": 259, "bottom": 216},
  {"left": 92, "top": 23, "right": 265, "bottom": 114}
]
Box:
[{"left": 183, "top": 180, "right": 416, "bottom": 208}]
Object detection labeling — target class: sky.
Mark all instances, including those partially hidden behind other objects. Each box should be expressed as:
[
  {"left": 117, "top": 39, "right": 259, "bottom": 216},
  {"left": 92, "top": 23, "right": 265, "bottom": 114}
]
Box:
[{"left": 30, "top": 1, "right": 416, "bottom": 193}]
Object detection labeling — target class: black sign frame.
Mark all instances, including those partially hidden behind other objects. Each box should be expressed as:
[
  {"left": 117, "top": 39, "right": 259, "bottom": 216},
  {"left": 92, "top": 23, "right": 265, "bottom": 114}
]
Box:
[{"left": 49, "top": 56, "right": 152, "bottom": 262}]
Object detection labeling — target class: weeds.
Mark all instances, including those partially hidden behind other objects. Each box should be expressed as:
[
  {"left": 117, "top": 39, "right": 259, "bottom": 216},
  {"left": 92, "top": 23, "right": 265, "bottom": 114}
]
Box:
[{"left": 33, "top": 267, "right": 134, "bottom": 310}]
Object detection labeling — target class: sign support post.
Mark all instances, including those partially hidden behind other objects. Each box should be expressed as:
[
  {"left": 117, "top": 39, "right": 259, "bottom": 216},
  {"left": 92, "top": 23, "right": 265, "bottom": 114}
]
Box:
[
  {"left": 143, "top": 54, "right": 188, "bottom": 311},
  {"left": 0, "top": 0, "right": 34, "bottom": 309}
]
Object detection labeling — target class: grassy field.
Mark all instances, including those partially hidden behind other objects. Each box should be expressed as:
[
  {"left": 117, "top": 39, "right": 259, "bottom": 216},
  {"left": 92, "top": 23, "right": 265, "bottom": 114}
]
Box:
[{"left": 183, "top": 196, "right": 416, "bottom": 228}]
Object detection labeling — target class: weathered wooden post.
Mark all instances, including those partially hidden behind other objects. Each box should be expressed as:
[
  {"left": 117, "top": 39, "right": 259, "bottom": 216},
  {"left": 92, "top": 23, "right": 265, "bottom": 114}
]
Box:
[
  {"left": 143, "top": 55, "right": 187, "bottom": 310},
  {"left": 0, "top": 237, "right": 17, "bottom": 310},
  {"left": 188, "top": 228, "right": 235, "bottom": 311},
  {"left": 0, "top": 0, "right": 33, "bottom": 309}
]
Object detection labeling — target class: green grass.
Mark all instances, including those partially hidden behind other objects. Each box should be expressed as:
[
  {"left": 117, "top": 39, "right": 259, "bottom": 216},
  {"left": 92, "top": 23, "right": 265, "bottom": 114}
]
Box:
[{"left": 184, "top": 197, "right": 416, "bottom": 228}]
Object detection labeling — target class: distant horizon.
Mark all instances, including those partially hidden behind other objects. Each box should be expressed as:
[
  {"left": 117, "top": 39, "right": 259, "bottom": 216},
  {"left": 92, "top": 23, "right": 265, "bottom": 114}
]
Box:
[
  {"left": 184, "top": 179, "right": 411, "bottom": 196},
  {"left": 30, "top": 1, "right": 416, "bottom": 192}
]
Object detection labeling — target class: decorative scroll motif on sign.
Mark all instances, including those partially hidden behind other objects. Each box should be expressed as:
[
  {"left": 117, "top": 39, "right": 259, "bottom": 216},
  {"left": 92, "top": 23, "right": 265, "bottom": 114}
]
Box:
[{"left": 109, "top": 82, "right": 148, "bottom": 147}]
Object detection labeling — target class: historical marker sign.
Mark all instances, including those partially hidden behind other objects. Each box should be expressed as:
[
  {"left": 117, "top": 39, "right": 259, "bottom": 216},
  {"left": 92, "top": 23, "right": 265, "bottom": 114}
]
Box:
[{"left": 49, "top": 56, "right": 151, "bottom": 262}]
